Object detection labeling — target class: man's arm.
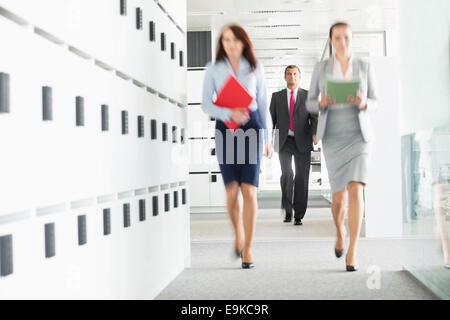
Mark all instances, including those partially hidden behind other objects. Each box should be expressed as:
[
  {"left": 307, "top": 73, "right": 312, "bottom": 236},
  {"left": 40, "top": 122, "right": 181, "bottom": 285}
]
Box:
[
  {"left": 304, "top": 89, "right": 318, "bottom": 145},
  {"left": 310, "top": 114, "right": 318, "bottom": 133},
  {"left": 269, "top": 92, "right": 277, "bottom": 130},
  {"left": 308, "top": 93, "right": 318, "bottom": 135}
]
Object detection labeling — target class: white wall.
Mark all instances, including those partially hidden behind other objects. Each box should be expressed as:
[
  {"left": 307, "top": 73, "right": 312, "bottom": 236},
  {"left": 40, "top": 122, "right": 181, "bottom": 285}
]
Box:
[
  {"left": 0, "top": 0, "right": 189, "bottom": 299},
  {"left": 366, "top": 0, "right": 450, "bottom": 236},
  {"left": 398, "top": 0, "right": 450, "bottom": 135},
  {"left": 365, "top": 57, "right": 403, "bottom": 237}
]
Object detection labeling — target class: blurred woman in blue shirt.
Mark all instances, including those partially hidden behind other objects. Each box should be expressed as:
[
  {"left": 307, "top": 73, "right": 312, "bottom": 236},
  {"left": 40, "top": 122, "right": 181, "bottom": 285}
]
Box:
[{"left": 202, "top": 24, "right": 272, "bottom": 269}]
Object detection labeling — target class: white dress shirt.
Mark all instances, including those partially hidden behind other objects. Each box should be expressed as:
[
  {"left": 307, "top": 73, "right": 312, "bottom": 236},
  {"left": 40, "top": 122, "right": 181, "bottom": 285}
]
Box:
[
  {"left": 286, "top": 87, "right": 298, "bottom": 136},
  {"left": 333, "top": 53, "right": 353, "bottom": 80}
]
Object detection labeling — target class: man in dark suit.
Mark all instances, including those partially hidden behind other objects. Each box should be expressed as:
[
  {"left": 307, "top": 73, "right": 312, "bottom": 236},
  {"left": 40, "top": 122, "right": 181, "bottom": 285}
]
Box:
[{"left": 269, "top": 65, "right": 318, "bottom": 225}]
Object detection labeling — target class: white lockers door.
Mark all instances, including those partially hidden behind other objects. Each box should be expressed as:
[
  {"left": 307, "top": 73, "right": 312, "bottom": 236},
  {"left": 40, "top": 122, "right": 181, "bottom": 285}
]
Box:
[
  {"left": 0, "top": 0, "right": 189, "bottom": 299},
  {"left": 187, "top": 69, "right": 227, "bottom": 208}
]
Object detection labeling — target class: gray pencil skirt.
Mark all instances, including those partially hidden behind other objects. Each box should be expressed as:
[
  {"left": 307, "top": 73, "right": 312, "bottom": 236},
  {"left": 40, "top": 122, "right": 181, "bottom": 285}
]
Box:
[{"left": 322, "top": 106, "right": 371, "bottom": 194}]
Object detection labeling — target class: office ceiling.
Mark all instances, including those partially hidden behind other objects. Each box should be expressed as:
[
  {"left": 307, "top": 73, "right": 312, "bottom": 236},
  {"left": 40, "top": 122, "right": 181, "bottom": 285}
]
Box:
[{"left": 186, "top": 0, "right": 398, "bottom": 89}]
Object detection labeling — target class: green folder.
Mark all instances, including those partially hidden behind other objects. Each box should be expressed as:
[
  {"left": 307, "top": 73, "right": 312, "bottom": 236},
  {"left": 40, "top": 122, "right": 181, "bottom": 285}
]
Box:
[{"left": 326, "top": 79, "right": 360, "bottom": 104}]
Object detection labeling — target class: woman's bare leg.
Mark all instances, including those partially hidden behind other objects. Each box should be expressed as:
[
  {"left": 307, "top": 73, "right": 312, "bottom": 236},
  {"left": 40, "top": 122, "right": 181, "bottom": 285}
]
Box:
[
  {"left": 332, "top": 189, "right": 348, "bottom": 252},
  {"left": 240, "top": 182, "right": 258, "bottom": 263},
  {"left": 346, "top": 182, "right": 365, "bottom": 266},
  {"left": 225, "top": 182, "right": 243, "bottom": 253},
  {"left": 433, "top": 183, "right": 450, "bottom": 265}
]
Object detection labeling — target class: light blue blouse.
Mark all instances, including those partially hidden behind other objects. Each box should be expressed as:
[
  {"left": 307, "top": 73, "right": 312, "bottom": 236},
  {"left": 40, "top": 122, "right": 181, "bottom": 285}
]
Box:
[{"left": 201, "top": 57, "right": 271, "bottom": 141}]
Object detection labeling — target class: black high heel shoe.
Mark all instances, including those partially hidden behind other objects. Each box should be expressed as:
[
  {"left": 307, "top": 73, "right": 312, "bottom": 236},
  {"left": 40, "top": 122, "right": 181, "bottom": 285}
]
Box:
[
  {"left": 335, "top": 232, "right": 345, "bottom": 258},
  {"left": 345, "top": 254, "right": 359, "bottom": 272},
  {"left": 241, "top": 250, "right": 254, "bottom": 269},
  {"left": 335, "top": 248, "right": 344, "bottom": 258},
  {"left": 234, "top": 240, "right": 243, "bottom": 259},
  {"left": 346, "top": 265, "right": 359, "bottom": 272}
]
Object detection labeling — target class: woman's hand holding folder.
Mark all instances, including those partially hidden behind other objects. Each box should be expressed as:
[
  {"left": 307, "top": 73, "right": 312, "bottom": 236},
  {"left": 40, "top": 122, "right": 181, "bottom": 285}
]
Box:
[
  {"left": 347, "top": 90, "right": 367, "bottom": 110},
  {"left": 230, "top": 108, "right": 250, "bottom": 125},
  {"left": 214, "top": 75, "right": 252, "bottom": 130},
  {"left": 319, "top": 94, "right": 335, "bottom": 110}
]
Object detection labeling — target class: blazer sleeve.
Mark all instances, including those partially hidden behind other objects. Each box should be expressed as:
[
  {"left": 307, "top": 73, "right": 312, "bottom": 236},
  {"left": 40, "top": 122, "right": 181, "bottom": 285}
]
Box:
[
  {"left": 255, "top": 61, "right": 271, "bottom": 143},
  {"left": 201, "top": 63, "right": 232, "bottom": 121},
  {"left": 306, "top": 62, "right": 321, "bottom": 114},
  {"left": 308, "top": 105, "right": 318, "bottom": 135},
  {"left": 362, "top": 61, "right": 378, "bottom": 114}
]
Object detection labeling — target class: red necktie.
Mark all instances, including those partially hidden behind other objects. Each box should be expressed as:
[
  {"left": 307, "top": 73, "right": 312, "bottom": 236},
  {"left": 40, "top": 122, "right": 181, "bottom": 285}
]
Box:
[{"left": 289, "top": 90, "right": 295, "bottom": 131}]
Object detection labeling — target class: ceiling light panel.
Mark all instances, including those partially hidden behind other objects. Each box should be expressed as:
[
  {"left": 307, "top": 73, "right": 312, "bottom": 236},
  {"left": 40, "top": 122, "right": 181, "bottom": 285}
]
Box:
[
  {"left": 252, "top": 37, "right": 300, "bottom": 40},
  {"left": 242, "top": 9, "right": 303, "bottom": 14},
  {"left": 248, "top": 24, "right": 301, "bottom": 28}
]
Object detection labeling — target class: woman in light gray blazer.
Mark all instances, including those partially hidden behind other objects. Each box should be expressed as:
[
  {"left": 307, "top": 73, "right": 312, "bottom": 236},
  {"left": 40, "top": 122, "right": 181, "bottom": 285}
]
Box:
[{"left": 306, "top": 22, "right": 377, "bottom": 272}]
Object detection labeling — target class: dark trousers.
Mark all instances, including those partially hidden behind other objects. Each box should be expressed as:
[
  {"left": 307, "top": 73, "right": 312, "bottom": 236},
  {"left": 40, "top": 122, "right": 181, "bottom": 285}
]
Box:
[{"left": 278, "top": 136, "right": 311, "bottom": 220}]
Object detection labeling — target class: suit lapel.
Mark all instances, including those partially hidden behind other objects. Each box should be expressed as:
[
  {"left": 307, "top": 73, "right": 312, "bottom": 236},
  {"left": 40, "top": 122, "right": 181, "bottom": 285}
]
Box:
[
  {"left": 280, "top": 89, "right": 290, "bottom": 119},
  {"left": 352, "top": 58, "right": 364, "bottom": 96},
  {"left": 352, "top": 58, "right": 360, "bottom": 80},
  {"left": 326, "top": 57, "right": 334, "bottom": 77},
  {"left": 320, "top": 58, "right": 334, "bottom": 94},
  {"left": 294, "top": 89, "right": 304, "bottom": 112}
]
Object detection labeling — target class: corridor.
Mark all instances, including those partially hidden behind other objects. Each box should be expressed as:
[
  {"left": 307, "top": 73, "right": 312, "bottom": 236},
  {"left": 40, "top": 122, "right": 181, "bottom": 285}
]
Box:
[{"left": 157, "top": 196, "right": 437, "bottom": 300}]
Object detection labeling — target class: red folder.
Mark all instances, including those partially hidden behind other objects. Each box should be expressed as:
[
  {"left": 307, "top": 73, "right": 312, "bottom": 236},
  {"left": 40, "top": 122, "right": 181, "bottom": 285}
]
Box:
[{"left": 214, "top": 75, "right": 254, "bottom": 130}]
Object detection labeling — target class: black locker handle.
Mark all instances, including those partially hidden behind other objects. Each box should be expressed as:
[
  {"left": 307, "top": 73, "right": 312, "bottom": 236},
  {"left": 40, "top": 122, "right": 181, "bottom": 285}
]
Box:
[
  {"left": 44, "top": 223, "right": 56, "bottom": 258},
  {"left": 179, "top": 51, "right": 184, "bottom": 67},
  {"left": 0, "top": 72, "right": 10, "bottom": 113},
  {"left": 103, "top": 208, "right": 111, "bottom": 235},
  {"left": 120, "top": 0, "right": 127, "bottom": 15},
  {"left": 149, "top": 21, "right": 156, "bottom": 42},
  {"left": 101, "top": 104, "right": 109, "bottom": 131},
  {"left": 0, "top": 235, "right": 13, "bottom": 276},
  {"left": 76, "top": 96, "right": 84, "bottom": 126},
  {"left": 139, "top": 199, "right": 146, "bottom": 221},
  {"left": 122, "top": 110, "right": 129, "bottom": 135},
  {"left": 42, "top": 86, "right": 53, "bottom": 121},
  {"left": 170, "top": 42, "right": 176, "bottom": 60},
  {"left": 136, "top": 7, "right": 143, "bottom": 30}
]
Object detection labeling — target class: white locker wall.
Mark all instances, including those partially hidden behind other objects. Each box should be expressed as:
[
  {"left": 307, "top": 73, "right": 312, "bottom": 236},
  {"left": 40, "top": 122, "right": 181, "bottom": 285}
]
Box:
[
  {"left": 0, "top": 0, "right": 187, "bottom": 103},
  {"left": 186, "top": 68, "right": 227, "bottom": 208},
  {"left": 0, "top": 0, "right": 189, "bottom": 299}
]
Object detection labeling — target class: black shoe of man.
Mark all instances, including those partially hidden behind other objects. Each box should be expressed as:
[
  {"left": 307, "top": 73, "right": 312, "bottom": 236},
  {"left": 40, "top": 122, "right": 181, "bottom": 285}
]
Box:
[{"left": 283, "top": 214, "right": 292, "bottom": 223}]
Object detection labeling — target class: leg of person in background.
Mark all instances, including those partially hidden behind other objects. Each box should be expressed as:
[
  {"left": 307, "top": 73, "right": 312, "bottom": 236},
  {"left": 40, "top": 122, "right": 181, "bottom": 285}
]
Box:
[
  {"left": 226, "top": 181, "right": 243, "bottom": 257},
  {"left": 293, "top": 151, "right": 311, "bottom": 225},
  {"left": 331, "top": 188, "right": 347, "bottom": 257},
  {"left": 241, "top": 182, "right": 258, "bottom": 266},
  {"left": 433, "top": 183, "right": 450, "bottom": 268},
  {"left": 346, "top": 182, "right": 365, "bottom": 270},
  {"left": 279, "top": 148, "right": 294, "bottom": 222}
]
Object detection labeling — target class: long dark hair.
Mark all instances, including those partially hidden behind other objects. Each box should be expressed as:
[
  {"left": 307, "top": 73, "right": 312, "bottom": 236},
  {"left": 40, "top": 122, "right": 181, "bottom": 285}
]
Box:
[{"left": 215, "top": 24, "right": 257, "bottom": 71}]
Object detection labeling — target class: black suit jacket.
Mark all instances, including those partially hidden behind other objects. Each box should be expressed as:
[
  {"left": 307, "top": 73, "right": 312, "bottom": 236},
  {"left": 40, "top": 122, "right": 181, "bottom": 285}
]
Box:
[{"left": 269, "top": 88, "right": 318, "bottom": 152}]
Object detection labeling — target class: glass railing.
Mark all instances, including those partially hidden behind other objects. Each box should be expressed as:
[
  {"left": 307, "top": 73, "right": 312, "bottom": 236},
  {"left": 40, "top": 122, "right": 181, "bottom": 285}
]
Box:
[{"left": 401, "top": 123, "right": 450, "bottom": 298}]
